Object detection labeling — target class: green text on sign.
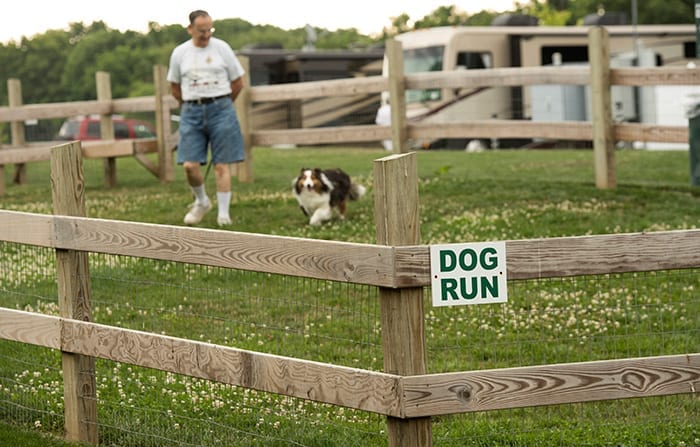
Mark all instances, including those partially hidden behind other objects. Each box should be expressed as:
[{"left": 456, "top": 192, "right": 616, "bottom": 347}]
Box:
[{"left": 429, "top": 241, "right": 508, "bottom": 307}]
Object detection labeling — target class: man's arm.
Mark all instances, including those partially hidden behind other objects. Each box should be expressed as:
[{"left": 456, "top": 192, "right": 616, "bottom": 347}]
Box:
[
  {"left": 170, "top": 83, "right": 183, "bottom": 106},
  {"left": 230, "top": 77, "right": 244, "bottom": 102}
]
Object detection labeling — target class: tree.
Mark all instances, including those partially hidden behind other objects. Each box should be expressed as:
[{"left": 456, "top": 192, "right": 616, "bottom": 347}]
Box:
[
  {"left": 514, "top": 0, "right": 572, "bottom": 25},
  {"left": 60, "top": 26, "right": 160, "bottom": 100},
  {"left": 1, "top": 30, "right": 72, "bottom": 104},
  {"left": 381, "top": 13, "right": 412, "bottom": 38},
  {"left": 465, "top": 11, "right": 501, "bottom": 26},
  {"left": 519, "top": 0, "right": 694, "bottom": 25},
  {"left": 414, "top": 5, "right": 470, "bottom": 29}
]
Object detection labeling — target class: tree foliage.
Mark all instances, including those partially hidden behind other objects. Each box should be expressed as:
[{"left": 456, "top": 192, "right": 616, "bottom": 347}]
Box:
[
  {"left": 517, "top": 0, "right": 694, "bottom": 25},
  {"left": 0, "top": 2, "right": 693, "bottom": 107}
]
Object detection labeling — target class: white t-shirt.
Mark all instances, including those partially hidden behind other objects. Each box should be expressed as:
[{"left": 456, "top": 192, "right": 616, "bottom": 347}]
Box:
[{"left": 167, "top": 37, "right": 246, "bottom": 101}]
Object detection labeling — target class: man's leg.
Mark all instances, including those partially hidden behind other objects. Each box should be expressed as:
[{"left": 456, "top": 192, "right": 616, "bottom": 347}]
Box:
[
  {"left": 183, "top": 161, "right": 212, "bottom": 225},
  {"left": 178, "top": 103, "right": 211, "bottom": 226},
  {"left": 214, "top": 163, "right": 232, "bottom": 226},
  {"left": 208, "top": 98, "right": 243, "bottom": 227}
]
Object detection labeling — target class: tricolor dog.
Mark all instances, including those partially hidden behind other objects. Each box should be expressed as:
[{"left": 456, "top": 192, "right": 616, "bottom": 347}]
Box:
[{"left": 292, "top": 168, "right": 366, "bottom": 225}]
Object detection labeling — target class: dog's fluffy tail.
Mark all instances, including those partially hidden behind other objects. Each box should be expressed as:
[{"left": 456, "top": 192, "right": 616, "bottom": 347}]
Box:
[{"left": 349, "top": 183, "right": 366, "bottom": 201}]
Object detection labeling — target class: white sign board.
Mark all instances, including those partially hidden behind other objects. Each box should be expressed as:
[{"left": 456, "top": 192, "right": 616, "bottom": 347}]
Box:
[{"left": 430, "top": 241, "right": 508, "bottom": 307}]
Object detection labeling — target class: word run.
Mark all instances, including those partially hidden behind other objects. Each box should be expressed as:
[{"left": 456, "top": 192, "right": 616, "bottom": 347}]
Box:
[
  {"left": 429, "top": 242, "right": 507, "bottom": 307},
  {"left": 440, "top": 247, "right": 498, "bottom": 300}
]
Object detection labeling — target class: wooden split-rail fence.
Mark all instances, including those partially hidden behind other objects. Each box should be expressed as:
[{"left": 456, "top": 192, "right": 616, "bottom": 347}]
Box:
[{"left": 0, "top": 143, "right": 698, "bottom": 446}]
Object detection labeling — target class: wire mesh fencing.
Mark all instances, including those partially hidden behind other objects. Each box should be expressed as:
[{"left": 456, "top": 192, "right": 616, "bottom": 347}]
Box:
[{"left": 0, "top": 241, "right": 698, "bottom": 445}]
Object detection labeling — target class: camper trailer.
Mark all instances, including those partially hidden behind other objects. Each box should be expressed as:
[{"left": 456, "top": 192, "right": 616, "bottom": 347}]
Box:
[
  {"left": 380, "top": 23, "right": 697, "bottom": 148},
  {"left": 239, "top": 47, "right": 384, "bottom": 130}
]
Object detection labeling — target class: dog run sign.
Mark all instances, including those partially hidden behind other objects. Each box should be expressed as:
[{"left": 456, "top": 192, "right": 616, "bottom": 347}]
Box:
[{"left": 429, "top": 241, "right": 508, "bottom": 307}]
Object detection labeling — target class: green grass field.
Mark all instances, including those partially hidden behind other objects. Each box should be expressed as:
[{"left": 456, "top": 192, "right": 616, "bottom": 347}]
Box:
[{"left": 1, "top": 147, "right": 699, "bottom": 446}]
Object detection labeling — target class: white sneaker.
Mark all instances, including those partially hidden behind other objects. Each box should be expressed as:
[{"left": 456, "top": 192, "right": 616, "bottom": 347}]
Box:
[
  {"left": 217, "top": 215, "right": 232, "bottom": 226},
  {"left": 184, "top": 201, "right": 212, "bottom": 225}
]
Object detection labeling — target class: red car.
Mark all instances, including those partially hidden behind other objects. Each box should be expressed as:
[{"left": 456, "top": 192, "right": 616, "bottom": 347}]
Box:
[{"left": 58, "top": 116, "right": 156, "bottom": 141}]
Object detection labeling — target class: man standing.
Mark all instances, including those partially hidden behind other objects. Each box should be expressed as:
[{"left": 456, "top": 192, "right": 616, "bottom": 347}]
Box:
[{"left": 167, "top": 10, "right": 245, "bottom": 226}]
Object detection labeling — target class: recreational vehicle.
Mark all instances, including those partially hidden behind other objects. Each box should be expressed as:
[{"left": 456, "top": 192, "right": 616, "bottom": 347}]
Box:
[
  {"left": 239, "top": 47, "right": 384, "bottom": 130},
  {"left": 380, "top": 23, "right": 697, "bottom": 148}
]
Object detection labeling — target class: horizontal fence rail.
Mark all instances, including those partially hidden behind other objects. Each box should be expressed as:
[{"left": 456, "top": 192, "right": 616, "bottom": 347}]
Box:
[
  {"left": 2, "top": 210, "right": 699, "bottom": 286},
  {"left": 0, "top": 308, "right": 404, "bottom": 417},
  {"left": 401, "top": 354, "right": 700, "bottom": 417},
  {"left": 1, "top": 66, "right": 696, "bottom": 150},
  {"left": 2, "top": 66, "right": 695, "bottom": 123},
  {"left": 0, "top": 96, "right": 178, "bottom": 122},
  {"left": 1, "top": 307, "right": 697, "bottom": 420},
  {"left": 0, "top": 138, "right": 159, "bottom": 164},
  {"left": 0, "top": 210, "right": 397, "bottom": 287}
]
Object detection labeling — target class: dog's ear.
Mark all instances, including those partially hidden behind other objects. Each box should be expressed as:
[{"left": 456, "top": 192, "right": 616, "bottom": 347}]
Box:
[{"left": 313, "top": 168, "right": 323, "bottom": 177}]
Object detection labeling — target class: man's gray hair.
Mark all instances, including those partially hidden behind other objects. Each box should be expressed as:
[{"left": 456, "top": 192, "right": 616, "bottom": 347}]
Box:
[{"left": 189, "top": 10, "right": 210, "bottom": 25}]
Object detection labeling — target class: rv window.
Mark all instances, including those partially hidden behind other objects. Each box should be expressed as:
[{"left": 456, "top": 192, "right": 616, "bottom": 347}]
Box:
[
  {"left": 404, "top": 45, "right": 444, "bottom": 103},
  {"left": 541, "top": 46, "right": 588, "bottom": 65},
  {"left": 456, "top": 52, "right": 492, "bottom": 70}
]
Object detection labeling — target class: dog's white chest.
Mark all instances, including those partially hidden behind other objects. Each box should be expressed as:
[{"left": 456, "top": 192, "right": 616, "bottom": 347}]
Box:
[{"left": 296, "top": 189, "right": 330, "bottom": 212}]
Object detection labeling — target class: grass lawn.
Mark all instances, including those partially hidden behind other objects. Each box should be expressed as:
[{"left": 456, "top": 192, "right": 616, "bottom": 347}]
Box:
[
  {"left": 1, "top": 146, "right": 699, "bottom": 446},
  {"left": 0, "top": 421, "right": 86, "bottom": 447}
]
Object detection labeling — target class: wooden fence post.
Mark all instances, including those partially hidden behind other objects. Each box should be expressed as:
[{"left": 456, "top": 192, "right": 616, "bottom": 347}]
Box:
[
  {"left": 588, "top": 27, "right": 616, "bottom": 189},
  {"left": 386, "top": 39, "right": 408, "bottom": 154},
  {"left": 374, "top": 152, "right": 432, "bottom": 447},
  {"left": 235, "top": 56, "right": 254, "bottom": 182},
  {"left": 51, "top": 141, "right": 98, "bottom": 445},
  {"left": 96, "top": 71, "right": 117, "bottom": 188},
  {"left": 8, "top": 78, "right": 26, "bottom": 184},
  {"left": 153, "top": 64, "right": 175, "bottom": 182}
]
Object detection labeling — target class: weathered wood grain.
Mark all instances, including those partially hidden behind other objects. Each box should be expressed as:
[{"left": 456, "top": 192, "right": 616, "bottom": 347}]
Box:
[
  {"left": 3, "top": 212, "right": 700, "bottom": 288},
  {"left": 51, "top": 141, "right": 98, "bottom": 444},
  {"left": 589, "top": 27, "right": 616, "bottom": 189},
  {"left": 401, "top": 354, "right": 700, "bottom": 417},
  {"left": 1, "top": 307, "right": 696, "bottom": 420},
  {"left": 375, "top": 152, "right": 432, "bottom": 445},
  {"left": 60, "top": 319, "right": 403, "bottom": 417},
  {"left": 406, "top": 66, "right": 590, "bottom": 90},
  {"left": 0, "top": 210, "right": 53, "bottom": 246},
  {"left": 506, "top": 229, "right": 700, "bottom": 277},
  {"left": 408, "top": 121, "right": 593, "bottom": 141},
  {"left": 0, "top": 96, "right": 178, "bottom": 122},
  {"left": 612, "top": 66, "right": 700, "bottom": 86},
  {"left": 0, "top": 139, "right": 159, "bottom": 165},
  {"left": 51, "top": 214, "right": 397, "bottom": 287},
  {"left": 0, "top": 308, "right": 60, "bottom": 349},
  {"left": 0, "top": 308, "right": 403, "bottom": 416},
  {"left": 252, "top": 125, "right": 390, "bottom": 146},
  {"left": 615, "top": 123, "right": 688, "bottom": 144},
  {"left": 393, "top": 229, "right": 700, "bottom": 286},
  {"left": 249, "top": 76, "right": 387, "bottom": 102}
]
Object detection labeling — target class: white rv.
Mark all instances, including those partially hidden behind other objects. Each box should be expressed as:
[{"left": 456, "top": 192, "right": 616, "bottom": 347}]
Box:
[{"left": 380, "top": 24, "right": 697, "bottom": 148}]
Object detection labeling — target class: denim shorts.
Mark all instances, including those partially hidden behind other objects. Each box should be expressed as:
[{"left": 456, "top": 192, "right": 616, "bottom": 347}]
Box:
[{"left": 177, "top": 97, "right": 245, "bottom": 165}]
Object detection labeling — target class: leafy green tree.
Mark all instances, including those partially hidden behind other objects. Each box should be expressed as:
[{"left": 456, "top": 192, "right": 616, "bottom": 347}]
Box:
[
  {"left": 314, "top": 28, "right": 376, "bottom": 49},
  {"left": 1, "top": 1, "right": 694, "bottom": 110},
  {"left": 519, "top": 0, "right": 693, "bottom": 25},
  {"left": 60, "top": 27, "right": 160, "bottom": 99},
  {"left": 414, "top": 5, "right": 470, "bottom": 28},
  {"left": 0, "top": 30, "right": 72, "bottom": 104},
  {"left": 465, "top": 11, "right": 501, "bottom": 26},
  {"left": 144, "top": 22, "right": 187, "bottom": 48},
  {"left": 514, "top": 0, "right": 572, "bottom": 25},
  {"left": 381, "top": 13, "right": 412, "bottom": 38}
]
